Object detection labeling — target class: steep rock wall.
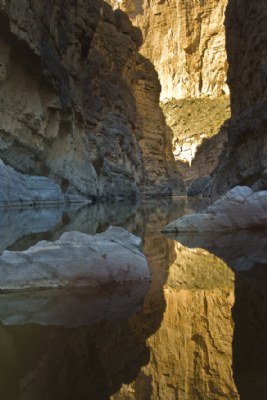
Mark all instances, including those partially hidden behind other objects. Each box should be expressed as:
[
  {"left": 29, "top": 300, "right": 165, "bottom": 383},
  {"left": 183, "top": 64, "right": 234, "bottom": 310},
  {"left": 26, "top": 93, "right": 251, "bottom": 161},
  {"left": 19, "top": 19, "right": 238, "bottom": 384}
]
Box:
[
  {"left": 107, "top": 0, "right": 231, "bottom": 192},
  {"left": 110, "top": 0, "right": 229, "bottom": 101},
  {"left": 0, "top": 0, "right": 179, "bottom": 200},
  {"left": 212, "top": 0, "right": 267, "bottom": 195},
  {"left": 162, "top": 97, "right": 230, "bottom": 187}
]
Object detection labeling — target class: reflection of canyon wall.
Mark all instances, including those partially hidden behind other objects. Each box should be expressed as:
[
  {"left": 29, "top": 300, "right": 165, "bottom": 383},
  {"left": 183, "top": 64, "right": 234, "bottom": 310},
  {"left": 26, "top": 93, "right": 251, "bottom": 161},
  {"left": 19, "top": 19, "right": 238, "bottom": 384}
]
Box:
[
  {"left": 233, "top": 264, "right": 267, "bottom": 400},
  {"left": 213, "top": 1, "right": 267, "bottom": 195},
  {"left": 0, "top": 0, "right": 179, "bottom": 200},
  {"left": 0, "top": 199, "right": 186, "bottom": 400},
  {"left": 112, "top": 243, "right": 239, "bottom": 400}
]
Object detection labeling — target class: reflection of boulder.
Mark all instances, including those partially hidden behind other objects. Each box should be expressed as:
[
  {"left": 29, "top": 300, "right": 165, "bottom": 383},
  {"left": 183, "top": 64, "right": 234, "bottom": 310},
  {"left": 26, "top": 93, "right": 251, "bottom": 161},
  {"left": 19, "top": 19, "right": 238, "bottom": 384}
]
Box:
[
  {"left": 168, "top": 230, "right": 267, "bottom": 272},
  {"left": 0, "top": 281, "right": 150, "bottom": 327},
  {"left": 0, "top": 206, "right": 75, "bottom": 252},
  {"left": 0, "top": 227, "right": 150, "bottom": 290},
  {"left": 163, "top": 186, "right": 267, "bottom": 232}
]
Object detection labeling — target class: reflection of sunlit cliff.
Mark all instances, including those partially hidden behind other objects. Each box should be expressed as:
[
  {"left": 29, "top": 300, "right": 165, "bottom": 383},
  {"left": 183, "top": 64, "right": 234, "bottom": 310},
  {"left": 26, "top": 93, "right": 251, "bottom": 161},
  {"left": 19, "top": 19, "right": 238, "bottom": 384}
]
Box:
[{"left": 112, "top": 242, "right": 239, "bottom": 400}]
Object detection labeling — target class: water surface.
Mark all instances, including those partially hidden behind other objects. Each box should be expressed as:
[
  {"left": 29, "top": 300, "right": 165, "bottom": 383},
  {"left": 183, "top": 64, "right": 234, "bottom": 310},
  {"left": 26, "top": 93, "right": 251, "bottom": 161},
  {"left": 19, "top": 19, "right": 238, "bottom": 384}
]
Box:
[{"left": 0, "top": 198, "right": 266, "bottom": 399}]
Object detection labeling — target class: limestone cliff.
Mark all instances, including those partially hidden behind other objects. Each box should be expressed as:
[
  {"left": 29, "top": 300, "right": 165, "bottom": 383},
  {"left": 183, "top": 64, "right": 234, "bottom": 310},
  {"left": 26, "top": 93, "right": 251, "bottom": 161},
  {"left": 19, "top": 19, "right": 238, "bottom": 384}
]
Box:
[
  {"left": 111, "top": 0, "right": 229, "bottom": 101},
  {"left": 212, "top": 0, "right": 267, "bottom": 195},
  {"left": 0, "top": 0, "right": 179, "bottom": 201},
  {"left": 107, "top": 0, "right": 230, "bottom": 191}
]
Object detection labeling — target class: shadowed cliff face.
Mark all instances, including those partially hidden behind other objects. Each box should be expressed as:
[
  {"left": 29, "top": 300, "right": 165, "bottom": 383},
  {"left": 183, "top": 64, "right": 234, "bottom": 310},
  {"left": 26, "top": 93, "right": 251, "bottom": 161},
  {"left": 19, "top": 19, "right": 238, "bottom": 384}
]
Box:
[
  {"left": 212, "top": 0, "right": 267, "bottom": 195},
  {"left": 0, "top": 0, "right": 181, "bottom": 200}
]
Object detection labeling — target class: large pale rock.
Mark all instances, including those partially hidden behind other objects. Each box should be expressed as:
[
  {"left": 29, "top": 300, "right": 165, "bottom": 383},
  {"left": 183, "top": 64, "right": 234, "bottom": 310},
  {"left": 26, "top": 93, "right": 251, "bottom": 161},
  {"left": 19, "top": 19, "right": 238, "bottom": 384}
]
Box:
[
  {"left": 163, "top": 186, "right": 267, "bottom": 232},
  {"left": 0, "top": 226, "right": 150, "bottom": 290}
]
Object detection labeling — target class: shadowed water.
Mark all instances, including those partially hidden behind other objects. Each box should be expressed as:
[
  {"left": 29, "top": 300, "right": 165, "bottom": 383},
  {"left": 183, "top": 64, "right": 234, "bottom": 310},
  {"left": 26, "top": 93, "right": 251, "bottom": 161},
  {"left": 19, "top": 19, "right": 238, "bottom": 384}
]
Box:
[{"left": 0, "top": 197, "right": 266, "bottom": 399}]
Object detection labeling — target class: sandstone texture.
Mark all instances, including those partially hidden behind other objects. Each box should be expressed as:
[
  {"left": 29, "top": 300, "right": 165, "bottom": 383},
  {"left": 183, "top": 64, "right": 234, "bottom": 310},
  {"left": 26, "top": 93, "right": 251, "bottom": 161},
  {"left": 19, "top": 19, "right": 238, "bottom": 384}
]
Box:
[
  {"left": 163, "top": 186, "right": 267, "bottom": 232},
  {"left": 0, "top": 0, "right": 179, "bottom": 200},
  {"left": 212, "top": 1, "right": 267, "bottom": 195},
  {"left": 111, "top": 0, "right": 229, "bottom": 101},
  {"left": 0, "top": 226, "right": 150, "bottom": 290}
]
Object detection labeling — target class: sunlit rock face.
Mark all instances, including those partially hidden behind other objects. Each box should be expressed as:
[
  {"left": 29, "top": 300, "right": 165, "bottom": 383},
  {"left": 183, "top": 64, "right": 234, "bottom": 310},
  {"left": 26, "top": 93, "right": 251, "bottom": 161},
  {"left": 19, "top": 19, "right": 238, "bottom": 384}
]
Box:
[
  {"left": 0, "top": 0, "right": 179, "bottom": 200},
  {"left": 161, "top": 97, "right": 230, "bottom": 186},
  {"left": 106, "top": 0, "right": 230, "bottom": 192},
  {"left": 112, "top": 242, "right": 238, "bottom": 400},
  {"left": 110, "top": 0, "right": 229, "bottom": 101},
  {"left": 212, "top": 1, "right": 267, "bottom": 195}
]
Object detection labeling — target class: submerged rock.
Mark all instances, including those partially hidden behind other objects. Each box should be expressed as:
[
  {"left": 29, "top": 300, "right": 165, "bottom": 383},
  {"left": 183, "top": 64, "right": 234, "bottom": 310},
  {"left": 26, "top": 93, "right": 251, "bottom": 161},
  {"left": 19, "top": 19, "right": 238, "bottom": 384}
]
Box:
[
  {"left": 162, "top": 186, "right": 267, "bottom": 232},
  {"left": 0, "top": 227, "right": 150, "bottom": 290}
]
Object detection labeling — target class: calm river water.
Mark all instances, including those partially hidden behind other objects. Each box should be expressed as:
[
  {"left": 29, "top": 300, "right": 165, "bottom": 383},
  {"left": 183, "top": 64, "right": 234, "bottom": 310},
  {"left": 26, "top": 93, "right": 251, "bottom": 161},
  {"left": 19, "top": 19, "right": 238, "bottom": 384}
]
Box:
[{"left": 0, "top": 197, "right": 266, "bottom": 400}]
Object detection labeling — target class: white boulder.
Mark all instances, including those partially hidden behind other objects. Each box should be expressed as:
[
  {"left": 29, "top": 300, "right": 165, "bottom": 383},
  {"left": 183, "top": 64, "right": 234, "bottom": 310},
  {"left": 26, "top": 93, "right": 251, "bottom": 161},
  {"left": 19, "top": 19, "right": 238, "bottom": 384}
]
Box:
[
  {"left": 162, "top": 186, "right": 267, "bottom": 232},
  {"left": 0, "top": 226, "right": 150, "bottom": 290}
]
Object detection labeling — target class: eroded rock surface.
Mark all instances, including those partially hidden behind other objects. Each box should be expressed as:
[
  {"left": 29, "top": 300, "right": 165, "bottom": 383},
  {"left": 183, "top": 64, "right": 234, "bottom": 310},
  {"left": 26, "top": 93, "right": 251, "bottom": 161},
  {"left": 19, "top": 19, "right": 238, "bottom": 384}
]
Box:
[
  {"left": 0, "top": 0, "right": 178, "bottom": 200},
  {"left": 162, "top": 97, "right": 230, "bottom": 188},
  {"left": 0, "top": 159, "right": 65, "bottom": 207},
  {"left": 110, "top": 0, "right": 229, "bottom": 100},
  {"left": 212, "top": 1, "right": 267, "bottom": 195},
  {"left": 163, "top": 186, "right": 267, "bottom": 232},
  {"left": 0, "top": 226, "right": 150, "bottom": 290}
]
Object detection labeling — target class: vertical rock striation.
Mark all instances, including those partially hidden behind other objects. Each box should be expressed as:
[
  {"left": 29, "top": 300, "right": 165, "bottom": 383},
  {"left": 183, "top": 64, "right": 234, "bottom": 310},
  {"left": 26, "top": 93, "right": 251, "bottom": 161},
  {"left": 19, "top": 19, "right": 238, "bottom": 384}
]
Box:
[
  {"left": 0, "top": 0, "right": 179, "bottom": 200},
  {"left": 212, "top": 0, "right": 267, "bottom": 195},
  {"left": 107, "top": 0, "right": 231, "bottom": 192},
  {"left": 111, "top": 0, "right": 229, "bottom": 101}
]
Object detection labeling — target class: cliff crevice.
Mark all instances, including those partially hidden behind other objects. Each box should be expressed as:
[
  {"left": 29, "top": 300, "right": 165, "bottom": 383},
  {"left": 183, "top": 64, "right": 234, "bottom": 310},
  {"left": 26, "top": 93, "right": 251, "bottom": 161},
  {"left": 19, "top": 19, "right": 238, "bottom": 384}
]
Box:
[{"left": 0, "top": 0, "right": 180, "bottom": 201}]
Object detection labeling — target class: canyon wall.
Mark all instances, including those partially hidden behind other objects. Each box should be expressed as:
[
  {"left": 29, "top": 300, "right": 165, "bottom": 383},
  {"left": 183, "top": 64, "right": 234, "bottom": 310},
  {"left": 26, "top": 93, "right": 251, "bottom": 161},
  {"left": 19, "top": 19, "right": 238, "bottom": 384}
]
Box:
[
  {"left": 108, "top": 0, "right": 230, "bottom": 191},
  {"left": 212, "top": 0, "right": 267, "bottom": 195},
  {"left": 112, "top": 0, "right": 229, "bottom": 101},
  {"left": 0, "top": 0, "right": 180, "bottom": 201}
]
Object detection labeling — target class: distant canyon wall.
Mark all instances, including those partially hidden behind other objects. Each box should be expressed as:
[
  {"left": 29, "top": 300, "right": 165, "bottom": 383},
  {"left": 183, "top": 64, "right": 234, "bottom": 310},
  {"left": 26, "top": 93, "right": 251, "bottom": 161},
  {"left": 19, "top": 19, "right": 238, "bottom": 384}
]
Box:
[
  {"left": 0, "top": 0, "right": 180, "bottom": 200},
  {"left": 111, "top": 0, "right": 229, "bottom": 101},
  {"left": 212, "top": 0, "right": 267, "bottom": 195},
  {"left": 108, "top": 0, "right": 231, "bottom": 189}
]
